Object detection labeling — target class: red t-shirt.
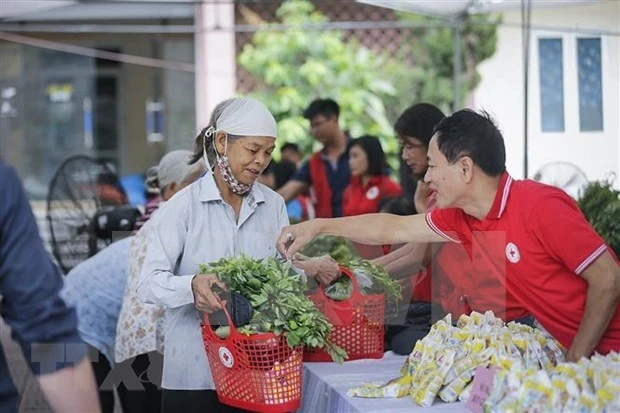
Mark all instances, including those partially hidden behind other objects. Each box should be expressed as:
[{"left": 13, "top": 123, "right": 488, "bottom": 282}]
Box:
[
  {"left": 426, "top": 172, "right": 620, "bottom": 354},
  {"left": 342, "top": 175, "right": 402, "bottom": 217}
]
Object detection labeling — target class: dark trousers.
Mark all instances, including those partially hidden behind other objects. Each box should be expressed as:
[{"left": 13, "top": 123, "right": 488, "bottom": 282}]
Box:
[
  {"left": 384, "top": 301, "right": 440, "bottom": 355},
  {"left": 89, "top": 346, "right": 163, "bottom": 413},
  {"left": 161, "top": 389, "right": 251, "bottom": 413}
]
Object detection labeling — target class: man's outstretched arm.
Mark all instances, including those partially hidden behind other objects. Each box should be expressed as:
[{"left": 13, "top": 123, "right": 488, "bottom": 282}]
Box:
[{"left": 278, "top": 213, "right": 447, "bottom": 258}]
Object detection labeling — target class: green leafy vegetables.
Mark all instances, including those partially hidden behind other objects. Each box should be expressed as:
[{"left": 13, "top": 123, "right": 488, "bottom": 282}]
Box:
[{"left": 199, "top": 255, "right": 347, "bottom": 363}]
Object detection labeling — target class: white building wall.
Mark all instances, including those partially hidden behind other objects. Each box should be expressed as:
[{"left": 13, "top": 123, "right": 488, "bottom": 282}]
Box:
[
  {"left": 472, "top": 1, "right": 620, "bottom": 188},
  {"left": 194, "top": 2, "right": 237, "bottom": 132}
]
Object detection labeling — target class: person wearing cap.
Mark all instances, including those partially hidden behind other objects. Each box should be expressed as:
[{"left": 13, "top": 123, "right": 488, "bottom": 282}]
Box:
[
  {"left": 113, "top": 150, "right": 205, "bottom": 413},
  {"left": 134, "top": 165, "right": 161, "bottom": 232},
  {"left": 137, "top": 97, "right": 340, "bottom": 412},
  {"left": 278, "top": 109, "right": 620, "bottom": 362},
  {"left": 62, "top": 150, "right": 205, "bottom": 413}
]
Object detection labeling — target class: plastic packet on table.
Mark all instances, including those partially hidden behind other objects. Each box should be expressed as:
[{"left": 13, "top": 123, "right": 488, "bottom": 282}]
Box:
[
  {"left": 576, "top": 390, "right": 596, "bottom": 412},
  {"left": 443, "top": 345, "right": 492, "bottom": 385},
  {"left": 346, "top": 375, "right": 412, "bottom": 398},
  {"left": 552, "top": 376, "right": 580, "bottom": 411},
  {"left": 412, "top": 349, "right": 457, "bottom": 407},
  {"left": 483, "top": 368, "right": 509, "bottom": 409},
  {"left": 595, "top": 379, "right": 620, "bottom": 411},
  {"left": 401, "top": 339, "right": 427, "bottom": 377},
  {"left": 532, "top": 339, "right": 554, "bottom": 370},
  {"left": 438, "top": 367, "right": 477, "bottom": 403},
  {"left": 488, "top": 393, "right": 520, "bottom": 413},
  {"left": 458, "top": 380, "right": 474, "bottom": 403},
  {"left": 484, "top": 366, "right": 525, "bottom": 411},
  {"left": 519, "top": 370, "right": 553, "bottom": 410},
  {"left": 524, "top": 342, "right": 541, "bottom": 370}
]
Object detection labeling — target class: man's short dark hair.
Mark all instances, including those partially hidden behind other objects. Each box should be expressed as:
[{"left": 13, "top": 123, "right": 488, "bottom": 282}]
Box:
[
  {"left": 303, "top": 98, "right": 340, "bottom": 120},
  {"left": 394, "top": 103, "right": 445, "bottom": 148},
  {"left": 433, "top": 109, "right": 506, "bottom": 176},
  {"left": 280, "top": 142, "right": 300, "bottom": 154}
]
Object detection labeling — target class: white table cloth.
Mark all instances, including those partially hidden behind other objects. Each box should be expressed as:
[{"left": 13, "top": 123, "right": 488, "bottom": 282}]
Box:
[{"left": 299, "top": 352, "right": 467, "bottom": 412}]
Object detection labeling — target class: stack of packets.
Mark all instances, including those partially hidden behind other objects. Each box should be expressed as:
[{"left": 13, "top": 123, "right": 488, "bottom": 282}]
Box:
[
  {"left": 347, "top": 311, "right": 565, "bottom": 407},
  {"left": 484, "top": 351, "right": 620, "bottom": 412}
]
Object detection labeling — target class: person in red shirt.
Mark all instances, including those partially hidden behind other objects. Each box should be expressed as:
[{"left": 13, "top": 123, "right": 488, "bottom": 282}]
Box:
[
  {"left": 374, "top": 104, "right": 528, "bottom": 354},
  {"left": 278, "top": 109, "right": 620, "bottom": 361},
  {"left": 342, "top": 135, "right": 402, "bottom": 217}
]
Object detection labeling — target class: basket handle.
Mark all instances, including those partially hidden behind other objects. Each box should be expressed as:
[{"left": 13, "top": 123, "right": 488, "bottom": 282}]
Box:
[
  {"left": 315, "top": 265, "right": 364, "bottom": 302},
  {"left": 313, "top": 266, "right": 364, "bottom": 326},
  {"left": 203, "top": 297, "right": 239, "bottom": 339}
]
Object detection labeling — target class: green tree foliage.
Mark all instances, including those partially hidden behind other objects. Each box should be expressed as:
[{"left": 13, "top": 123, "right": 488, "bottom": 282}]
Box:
[
  {"left": 384, "top": 12, "right": 500, "bottom": 121},
  {"left": 238, "top": 0, "right": 499, "bottom": 165},
  {"left": 238, "top": 0, "right": 399, "bottom": 160},
  {"left": 578, "top": 180, "right": 620, "bottom": 256}
]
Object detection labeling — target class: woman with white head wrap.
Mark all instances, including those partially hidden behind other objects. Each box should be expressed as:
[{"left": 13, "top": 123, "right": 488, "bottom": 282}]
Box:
[{"left": 137, "top": 97, "right": 339, "bottom": 413}]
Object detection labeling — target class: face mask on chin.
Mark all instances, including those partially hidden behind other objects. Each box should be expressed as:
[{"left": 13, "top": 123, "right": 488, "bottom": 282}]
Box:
[{"left": 214, "top": 135, "right": 253, "bottom": 195}]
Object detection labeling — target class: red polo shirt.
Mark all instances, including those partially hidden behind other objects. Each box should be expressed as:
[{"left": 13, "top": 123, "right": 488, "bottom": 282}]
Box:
[
  {"left": 426, "top": 172, "right": 620, "bottom": 354},
  {"left": 342, "top": 175, "right": 402, "bottom": 217},
  {"left": 424, "top": 191, "right": 528, "bottom": 321}
]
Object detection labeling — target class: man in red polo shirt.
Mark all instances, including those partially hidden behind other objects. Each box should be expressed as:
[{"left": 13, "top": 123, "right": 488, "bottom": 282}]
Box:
[
  {"left": 375, "top": 104, "right": 529, "bottom": 354},
  {"left": 278, "top": 109, "right": 620, "bottom": 361}
]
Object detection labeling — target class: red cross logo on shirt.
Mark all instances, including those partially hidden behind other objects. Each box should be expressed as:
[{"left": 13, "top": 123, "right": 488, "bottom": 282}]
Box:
[{"left": 505, "top": 242, "right": 521, "bottom": 263}]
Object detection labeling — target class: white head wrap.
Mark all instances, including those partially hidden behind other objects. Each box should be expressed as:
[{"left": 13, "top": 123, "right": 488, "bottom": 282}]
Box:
[
  {"left": 157, "top": 150, "right": 200, "bottom": 190},
  {"left": 214, "top": 97, "right": 277, "bottom": 138}
]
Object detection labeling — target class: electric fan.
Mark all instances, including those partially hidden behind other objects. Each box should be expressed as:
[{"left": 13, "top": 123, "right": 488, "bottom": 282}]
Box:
[
  {"left": 46, "top": 155, "right": 140, "bottom": 274},
  {"left": 532, "top": 162, "right": 589, "bottom": 200}
]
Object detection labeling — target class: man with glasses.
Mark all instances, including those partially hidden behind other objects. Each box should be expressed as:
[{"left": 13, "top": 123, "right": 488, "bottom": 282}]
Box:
[{"left": 278, "top": 98, "right": 351, "bottom": 218}]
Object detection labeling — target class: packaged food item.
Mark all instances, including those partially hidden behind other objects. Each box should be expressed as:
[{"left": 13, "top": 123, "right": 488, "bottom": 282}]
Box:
[
  {"left": 458, "top": 381, "right": 474, "bottom": 403},
  {"left": 438, "top": 368, "right": 476, "bottom": 403},
  {"left": 347, "top": 310, "right": 574, "bottom": 408},
  {"left": 346, "top": 375, "right": 412, "bottom": 398},
  {"left": 412, "top": 349, "right": 456, "bottom": 407}
]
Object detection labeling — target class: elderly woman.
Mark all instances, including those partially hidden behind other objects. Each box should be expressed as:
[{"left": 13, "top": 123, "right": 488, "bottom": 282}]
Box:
[
  {"left": 137, "top": 97, "right": 339, "bottom": 412},
  {"left": 62, "top": 150, "right": 205, "bottom": 413}
]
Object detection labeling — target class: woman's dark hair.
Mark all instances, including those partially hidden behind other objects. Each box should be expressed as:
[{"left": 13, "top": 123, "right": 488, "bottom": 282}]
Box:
[
  {"left": 274, "top": 160, "right": 297, "bottom": 190},
  {"left": 350, "top": 135, "right": 388, "bottom": 177},
  {"left": 433, "top": 109, "right": 506, "bottom": 176},
  {"left": 190, "top": 99, "right": 239, "bottom": 165},
  {"left": 394, "top": 103, "right": 445, "bottom": 148},
  {"left": 379, "top": 196, "right": 415, "bottom": 216}
]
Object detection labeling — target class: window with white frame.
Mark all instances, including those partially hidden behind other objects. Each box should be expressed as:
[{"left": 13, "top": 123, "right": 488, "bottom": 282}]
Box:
[
  {"left": 577, "top": 37, "right": 603, "bottom": 132},
  {"left": 538, "top": 38, "right": 565, "bottom": 132}
]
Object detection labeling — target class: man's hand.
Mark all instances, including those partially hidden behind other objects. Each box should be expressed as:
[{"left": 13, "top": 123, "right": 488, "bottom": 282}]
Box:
[
  {"left": 191, "top": 274, "right": 227, "bottom": 313},
  {"left": 277, "top": 220, "right": 321, "bottom": 258},
  {"left": 296, "top": 255, "right": 340, "bottom": 285}
]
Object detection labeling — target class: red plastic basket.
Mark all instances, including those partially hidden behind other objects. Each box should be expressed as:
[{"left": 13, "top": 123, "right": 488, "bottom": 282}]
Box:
[
  {"left": 201, "top": 307, "right": 303, "bottom": 413},
  {"left": 304, "top": 266, "right": 385, "bottom": 362}
]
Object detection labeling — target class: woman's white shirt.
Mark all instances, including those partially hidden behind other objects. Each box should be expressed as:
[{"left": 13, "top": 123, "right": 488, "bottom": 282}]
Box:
[{"left": 137, "top": 171, "right": 289, "bottom": 390}]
